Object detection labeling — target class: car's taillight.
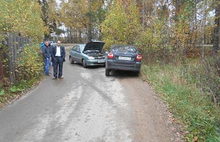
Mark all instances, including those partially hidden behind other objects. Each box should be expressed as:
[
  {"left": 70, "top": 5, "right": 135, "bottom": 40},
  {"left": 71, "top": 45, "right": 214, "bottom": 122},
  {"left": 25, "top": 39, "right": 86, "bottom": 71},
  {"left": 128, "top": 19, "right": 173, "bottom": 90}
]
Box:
[
  {"left": 136, "top": 54, "right": 142, "bottom": 61},
  {"left": 108, "top": 52, "right": 114, "bottom": 58}
]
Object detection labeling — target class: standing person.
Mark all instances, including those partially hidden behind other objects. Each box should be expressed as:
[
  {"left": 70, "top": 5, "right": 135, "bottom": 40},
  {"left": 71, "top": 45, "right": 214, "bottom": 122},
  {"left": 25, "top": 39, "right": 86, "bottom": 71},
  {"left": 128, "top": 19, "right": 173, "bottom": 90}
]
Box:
[
  {"left": 40, "top": 42, "right": 44, "bottom": 52},
  {"left": 51, "top": 41, "right": 66, "bottom": 79},
  {"left": 42, "top": 41, "right": 52, "bottom": 76}
]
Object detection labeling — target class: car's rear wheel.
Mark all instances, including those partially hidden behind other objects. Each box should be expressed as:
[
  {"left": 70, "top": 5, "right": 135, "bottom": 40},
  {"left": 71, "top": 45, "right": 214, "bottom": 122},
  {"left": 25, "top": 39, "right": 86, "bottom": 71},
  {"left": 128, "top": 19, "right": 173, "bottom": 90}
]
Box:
[
  {"left": 105, "top": 69, "right": 110, "bottom": 76},
  {"left": 136, "top": 71, "right": 140, "bottom": 76},
  {"left": 82, "top": 59, "right": 87, "bottom": 68},
  {"left": 69, "top": 56, "right": 74, "bottom": 64}
]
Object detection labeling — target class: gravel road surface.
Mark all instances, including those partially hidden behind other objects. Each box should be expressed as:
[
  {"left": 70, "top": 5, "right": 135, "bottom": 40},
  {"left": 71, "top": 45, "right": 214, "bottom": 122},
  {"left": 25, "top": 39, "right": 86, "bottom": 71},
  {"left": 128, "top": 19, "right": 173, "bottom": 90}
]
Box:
[{"left": 0, "top": 45, "right": 182, "bottom": 142}]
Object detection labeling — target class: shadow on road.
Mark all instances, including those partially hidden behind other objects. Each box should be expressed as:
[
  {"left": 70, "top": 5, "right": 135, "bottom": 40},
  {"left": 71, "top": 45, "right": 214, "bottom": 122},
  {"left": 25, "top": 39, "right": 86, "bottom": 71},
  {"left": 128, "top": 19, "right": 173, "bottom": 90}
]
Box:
[
  {"left": 110, "top": 70, "right": 139, "bottom": 78},
  {"left": 69, "top": 62, "right": 105, "bottom": 69},
  {"left": 68, "top": 61, "right": 139, "bottom": 78}
]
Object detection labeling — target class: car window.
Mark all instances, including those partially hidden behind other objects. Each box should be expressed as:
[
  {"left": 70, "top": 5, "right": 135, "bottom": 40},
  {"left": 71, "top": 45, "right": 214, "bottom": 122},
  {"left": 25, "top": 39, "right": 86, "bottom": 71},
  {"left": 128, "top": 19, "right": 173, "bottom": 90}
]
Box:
[
  {"left": 80, "top": 45, "right": 85, "bottom": 52},
  {"left": 72, "top": 46, "right": 77, "bottom": 51},
  {"left": 113, "top": 46, "right": 137, "bottom": 53},
  {"left": 76, "top": 46, "right": 80, "bottom": 52}
]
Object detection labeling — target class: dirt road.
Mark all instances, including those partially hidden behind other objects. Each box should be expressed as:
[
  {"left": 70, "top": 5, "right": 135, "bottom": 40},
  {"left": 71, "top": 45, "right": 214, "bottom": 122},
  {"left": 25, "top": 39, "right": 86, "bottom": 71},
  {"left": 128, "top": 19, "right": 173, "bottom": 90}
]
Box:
[{"left": 0, "top": 45, "right": 181, "bottom": 142}]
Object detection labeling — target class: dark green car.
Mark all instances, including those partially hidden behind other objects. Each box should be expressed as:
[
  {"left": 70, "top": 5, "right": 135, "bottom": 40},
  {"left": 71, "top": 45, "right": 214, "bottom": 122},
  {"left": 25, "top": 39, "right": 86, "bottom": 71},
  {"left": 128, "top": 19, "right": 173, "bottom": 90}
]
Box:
[{"left": 69, "top": 41, "right": 106, "bottom": 68}]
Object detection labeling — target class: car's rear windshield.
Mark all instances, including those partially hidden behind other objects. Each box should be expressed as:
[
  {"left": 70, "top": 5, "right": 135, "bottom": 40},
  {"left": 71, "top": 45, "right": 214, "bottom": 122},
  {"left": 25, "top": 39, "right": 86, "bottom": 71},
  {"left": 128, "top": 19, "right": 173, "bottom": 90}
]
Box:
[{"left": 113, "top": 46, "right": 137, "bottom": 53}]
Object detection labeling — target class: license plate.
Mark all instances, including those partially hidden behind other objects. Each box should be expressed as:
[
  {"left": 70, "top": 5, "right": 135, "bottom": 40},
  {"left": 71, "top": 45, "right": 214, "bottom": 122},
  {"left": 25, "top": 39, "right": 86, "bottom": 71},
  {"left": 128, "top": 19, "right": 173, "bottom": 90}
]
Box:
[
  {"left": 98, "top": 59, "right": 105, "bottom": 63},
  {"left": 118, "top": 56, "right": 131, "bottom": 60}
]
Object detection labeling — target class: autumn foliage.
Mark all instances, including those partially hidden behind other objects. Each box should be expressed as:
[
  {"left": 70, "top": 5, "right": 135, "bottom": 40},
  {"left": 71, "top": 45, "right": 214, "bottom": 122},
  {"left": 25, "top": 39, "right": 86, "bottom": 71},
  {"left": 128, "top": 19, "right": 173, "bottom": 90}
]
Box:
[{"left": 0, "top": 0, "right": 48, "bottom": 42}]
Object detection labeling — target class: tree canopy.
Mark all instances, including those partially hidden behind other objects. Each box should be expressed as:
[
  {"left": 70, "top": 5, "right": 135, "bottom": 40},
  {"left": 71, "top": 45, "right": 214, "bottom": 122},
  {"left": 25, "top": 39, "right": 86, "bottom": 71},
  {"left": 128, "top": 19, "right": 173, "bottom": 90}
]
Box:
[{"left": 0, "top": 0, "right": 47, "bottom": 42}]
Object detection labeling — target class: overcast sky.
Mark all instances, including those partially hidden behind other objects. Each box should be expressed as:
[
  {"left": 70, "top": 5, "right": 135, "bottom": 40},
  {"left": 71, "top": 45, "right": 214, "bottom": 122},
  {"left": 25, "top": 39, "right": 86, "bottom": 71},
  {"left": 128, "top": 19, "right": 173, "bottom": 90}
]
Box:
[{"left": 56, "top": 0, "right": 61, "bottom": 6}]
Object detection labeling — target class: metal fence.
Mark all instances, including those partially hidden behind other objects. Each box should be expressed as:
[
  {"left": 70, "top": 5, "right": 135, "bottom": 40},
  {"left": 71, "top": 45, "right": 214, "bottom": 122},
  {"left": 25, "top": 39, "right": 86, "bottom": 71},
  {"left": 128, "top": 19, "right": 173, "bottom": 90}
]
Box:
[{"left": 0, "top": 33, "right": 31, "bottom": 83}]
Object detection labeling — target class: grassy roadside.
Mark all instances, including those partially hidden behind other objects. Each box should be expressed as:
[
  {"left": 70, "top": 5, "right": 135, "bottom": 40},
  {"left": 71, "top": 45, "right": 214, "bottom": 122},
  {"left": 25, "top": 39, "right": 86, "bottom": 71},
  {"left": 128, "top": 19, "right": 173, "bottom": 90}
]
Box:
[
  {"left": 0, "top": 78, "right": 43, "bottom": 108},
  {"left": 141, "top": 63, "right": 220, "bottom": 142},
  {"left": 0, "top": 43, "right": 44, "bottom": 108}
]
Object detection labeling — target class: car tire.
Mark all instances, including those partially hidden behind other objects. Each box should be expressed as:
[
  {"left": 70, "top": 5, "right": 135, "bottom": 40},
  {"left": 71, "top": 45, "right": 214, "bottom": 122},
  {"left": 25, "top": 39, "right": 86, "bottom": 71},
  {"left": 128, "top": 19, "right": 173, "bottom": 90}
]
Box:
[
  {"left": 69, "top": 56, "right": 74, "bottom": 64},
  {"left": 82, "top": 59, "right": 87, "bottom": 68},
  {"left": 105, "top": 69, "right": 110, "bottom": 76}
]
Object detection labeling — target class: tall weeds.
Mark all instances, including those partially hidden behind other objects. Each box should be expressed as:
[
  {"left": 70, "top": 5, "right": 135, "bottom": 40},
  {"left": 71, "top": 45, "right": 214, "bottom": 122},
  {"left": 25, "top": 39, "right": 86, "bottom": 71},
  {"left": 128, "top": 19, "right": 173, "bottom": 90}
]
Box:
[{"left": 142, "top": 60, "right": 220, "bottom": 141}]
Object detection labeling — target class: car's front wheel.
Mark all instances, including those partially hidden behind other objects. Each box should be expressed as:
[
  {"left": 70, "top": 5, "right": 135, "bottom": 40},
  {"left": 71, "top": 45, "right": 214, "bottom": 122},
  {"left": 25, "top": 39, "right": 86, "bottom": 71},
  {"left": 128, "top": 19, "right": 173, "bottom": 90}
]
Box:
[
  {"left": 105, "top": 69, "right": 110, "bottom": 76},
  {"left": 69, "top": 56, "right": 74, "bottom": 64},
  {"left": 82, "top": 59, "right": 87, "bottom": 68}
]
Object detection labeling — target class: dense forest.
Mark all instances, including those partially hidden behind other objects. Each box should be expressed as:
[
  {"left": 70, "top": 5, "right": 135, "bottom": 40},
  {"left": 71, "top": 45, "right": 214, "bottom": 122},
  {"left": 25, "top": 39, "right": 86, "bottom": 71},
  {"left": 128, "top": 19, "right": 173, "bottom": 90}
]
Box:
[{"left": 0, "top": 0, "right": 220, "bottom": 141}]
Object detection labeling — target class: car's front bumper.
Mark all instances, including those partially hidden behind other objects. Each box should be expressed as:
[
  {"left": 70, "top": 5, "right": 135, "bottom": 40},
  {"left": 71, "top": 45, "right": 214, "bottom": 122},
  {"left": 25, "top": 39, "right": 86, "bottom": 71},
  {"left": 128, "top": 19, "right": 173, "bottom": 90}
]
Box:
[
  {"left": 86, "top": 59, "right": 106, "bottom": 66},
  {"left": 106, "top": 60, "right": 141, "bottom": 71}
]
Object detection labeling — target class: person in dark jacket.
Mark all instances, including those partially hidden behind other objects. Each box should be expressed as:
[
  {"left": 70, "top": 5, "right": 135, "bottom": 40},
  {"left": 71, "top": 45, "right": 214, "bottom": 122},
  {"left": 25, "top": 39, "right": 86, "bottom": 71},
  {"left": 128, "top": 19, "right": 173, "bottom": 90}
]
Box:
[
  {"left": 42, "top": 41, "right": 52, "bottom": 76},
  {"left": 51, "top": 41, "right": 66, "bottom": 79}
]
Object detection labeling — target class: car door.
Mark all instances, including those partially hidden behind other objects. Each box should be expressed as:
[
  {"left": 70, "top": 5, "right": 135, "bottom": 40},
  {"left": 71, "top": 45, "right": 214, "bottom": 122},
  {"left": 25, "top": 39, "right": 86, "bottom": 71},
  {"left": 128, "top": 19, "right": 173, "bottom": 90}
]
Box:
[
  {"left": 74, "top": 46, "right": 82, "bottom": 63},
  {"left": 70, "top": 46, "right": 77, "bottom": 61}
]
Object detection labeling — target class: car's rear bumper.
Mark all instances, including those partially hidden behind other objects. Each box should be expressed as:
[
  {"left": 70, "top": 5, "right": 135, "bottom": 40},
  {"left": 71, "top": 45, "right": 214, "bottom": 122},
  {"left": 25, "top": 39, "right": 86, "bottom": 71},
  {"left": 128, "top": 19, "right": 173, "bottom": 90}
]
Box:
[
  {"left": 106, "top": 60, "right": 141, "bottom": 71},
  {"left": 86, "top": 59, "right": 105, "bottom": 66}
]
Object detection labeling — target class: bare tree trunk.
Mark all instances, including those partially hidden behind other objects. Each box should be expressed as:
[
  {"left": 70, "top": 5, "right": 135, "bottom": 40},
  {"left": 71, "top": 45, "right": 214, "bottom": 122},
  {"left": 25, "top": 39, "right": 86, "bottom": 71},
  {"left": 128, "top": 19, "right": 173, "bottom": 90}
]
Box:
[
  {"left": 213, "top": 2, "right": 220, "bottom": 80},
  {"left": 87, "top": 0, "right": 93, "bottom": 42},
  {"left": 142, "top": 0, "right": 146, "bottom": 31},
  {"left": 88, "top": 24, "right": 92, "bottom": 42},
  {"left": 70, "top": 28, "right": 73, "bottom": 43},
  {"left": 202, "top": 0, "right": 207, "bottom": 61},
  {"left": 213, "top": 2, "right": 220, "bottom": 53},
  {"left": 79, "top": 29, "right": 82, "bottom": 43},
  {"left": 193, "top": 0, "right": 197, "bottom": 48},
  {"left": 41, "top": 0, "right": 49, "bottom": 37}
]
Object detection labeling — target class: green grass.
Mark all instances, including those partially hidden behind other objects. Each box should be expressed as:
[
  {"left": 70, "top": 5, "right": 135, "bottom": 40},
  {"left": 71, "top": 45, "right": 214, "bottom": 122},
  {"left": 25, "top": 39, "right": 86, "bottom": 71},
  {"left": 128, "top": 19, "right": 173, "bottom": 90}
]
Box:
[
  {"left": 0, "top": 78, "right": 42, "bottom": 107},
  {"left": 141, "top": 64, "right": 220, "bottom": 142},
  {"left": 0, "top": 89, "right": 4, "bottom": 96}
]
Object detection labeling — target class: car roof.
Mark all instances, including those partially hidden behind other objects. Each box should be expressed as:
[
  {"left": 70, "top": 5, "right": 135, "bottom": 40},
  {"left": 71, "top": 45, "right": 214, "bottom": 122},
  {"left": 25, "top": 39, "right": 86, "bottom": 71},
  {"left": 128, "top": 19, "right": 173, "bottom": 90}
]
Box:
[
  {"left": 91, "top": 40, "right": 105, "bottom": 43},
  {"left": 73, "top": 44, "right": 86, "bottom": 48},
  {"left": 111, "top": 44, "right": 136, "bottom": 49},
  {"left": 74, "top": 44, "right": 85, "bottom": 46}
]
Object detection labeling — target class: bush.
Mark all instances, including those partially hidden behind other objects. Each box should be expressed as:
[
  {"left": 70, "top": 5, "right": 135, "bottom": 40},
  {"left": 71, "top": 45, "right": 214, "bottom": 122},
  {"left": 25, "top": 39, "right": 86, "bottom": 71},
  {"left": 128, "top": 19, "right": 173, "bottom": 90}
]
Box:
[
  {"left": 0, "top": 0, "right": 47, "bottom": 42},
  {"left": 15, "top": 44, "right": 44, "bottom": 82},
  {"left": 0, "top": 81, "right": 4, "bottom": 96},
  {"left": 141, "top": 63, "right": 220, "bottom": 141},
  {"left": 0, "top": 89, "right": 4, "bottom": 96},
  {"left": 185, "top": 58, "right": 220, "bottom": 105}
]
